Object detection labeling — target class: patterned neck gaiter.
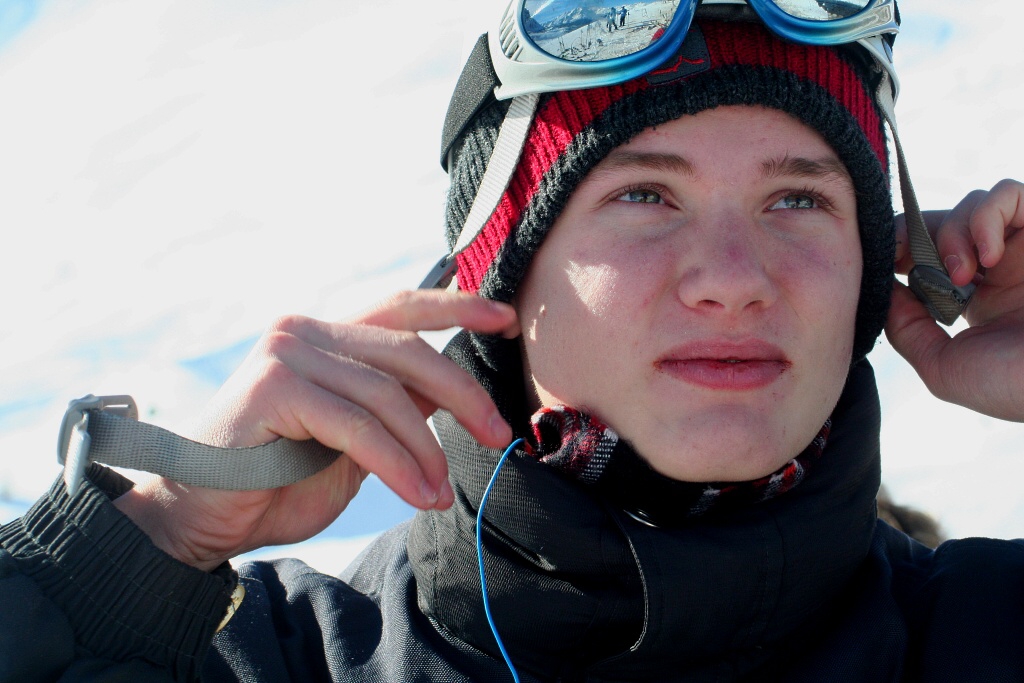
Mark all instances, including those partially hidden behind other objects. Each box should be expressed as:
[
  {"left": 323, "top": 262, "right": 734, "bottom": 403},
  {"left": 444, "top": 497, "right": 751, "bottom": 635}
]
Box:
[{"left": 526, "top": 405, "right": 830, "bottom": 526}]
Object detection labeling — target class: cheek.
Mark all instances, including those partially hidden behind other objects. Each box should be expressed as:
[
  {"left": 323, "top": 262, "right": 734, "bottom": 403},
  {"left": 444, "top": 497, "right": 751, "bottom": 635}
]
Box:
[
  {"left": 783, "top": 239, "right": 861, "bottom": 307},
  {"left": 785, "top": 243, "right": 862, "bottom": 369},
  {"left": 566, "top": 261, "right": 621, "bottom": 320}
]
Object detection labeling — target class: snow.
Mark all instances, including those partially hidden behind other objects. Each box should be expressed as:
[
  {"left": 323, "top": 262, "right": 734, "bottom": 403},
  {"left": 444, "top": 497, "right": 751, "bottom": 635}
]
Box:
[
  {"left": 774, "top": 0, "right": 836, "bottom": 21},
  {"left": 1, "top": 0, "right": 1023, "bottom": 576},
  {"left": 532, "top": 1, "right": 678, "bottom": 61}
]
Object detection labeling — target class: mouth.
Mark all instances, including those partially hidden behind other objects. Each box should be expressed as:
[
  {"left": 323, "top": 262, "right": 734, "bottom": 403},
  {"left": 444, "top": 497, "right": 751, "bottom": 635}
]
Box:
[{"left": 655, "top": 343, "right": 791, "bottom": 391}]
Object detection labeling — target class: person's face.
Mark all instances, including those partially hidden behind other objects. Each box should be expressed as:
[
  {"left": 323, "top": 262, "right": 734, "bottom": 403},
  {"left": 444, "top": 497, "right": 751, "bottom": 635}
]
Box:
[{"left": 512, "top": 105, "right": 862, "bottom": 482}]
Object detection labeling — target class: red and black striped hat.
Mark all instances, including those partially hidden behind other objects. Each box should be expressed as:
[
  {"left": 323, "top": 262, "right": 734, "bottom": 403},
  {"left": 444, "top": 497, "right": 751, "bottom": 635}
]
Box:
[{"left": 444, "top": 19, "right": 895, "bottom": 363}]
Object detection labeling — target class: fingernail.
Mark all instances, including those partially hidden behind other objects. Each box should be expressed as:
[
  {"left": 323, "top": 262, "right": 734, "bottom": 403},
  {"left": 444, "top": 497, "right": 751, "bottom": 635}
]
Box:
[
  {"left": 944, "top": 254, "right": 962, "bottom": 277},
  {"left": 490, "top": 412, "right": 510, "bottom": 441},
  {"left": 978, "top": 242, "right": 990, "bottom": 265},
  {"left": 420, "top": 479, "right": 439, "bottom": 506},
  {"left": 440, "top": 479, "right": 454, "bottom": 505}
]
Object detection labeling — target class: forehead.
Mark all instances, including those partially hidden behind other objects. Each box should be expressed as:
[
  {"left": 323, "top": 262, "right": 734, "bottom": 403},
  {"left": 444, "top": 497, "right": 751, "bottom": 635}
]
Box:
[{"left": 576, "top": 105, "right": 854, "bottom": 196}]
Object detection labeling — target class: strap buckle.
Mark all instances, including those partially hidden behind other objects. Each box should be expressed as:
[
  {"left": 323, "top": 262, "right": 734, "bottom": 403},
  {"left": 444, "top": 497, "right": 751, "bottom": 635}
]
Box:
[
  {"left": 418, "top": 254, "right": 457, "bottom": 290},
  {"left": 908, "top": 265, "right": 976, "bottom": 326},
  {"left": 57, "top": 394, "right": 138, "bottom": 496}
]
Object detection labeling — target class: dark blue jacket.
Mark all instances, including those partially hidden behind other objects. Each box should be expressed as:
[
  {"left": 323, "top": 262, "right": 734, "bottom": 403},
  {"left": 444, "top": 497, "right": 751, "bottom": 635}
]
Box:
[{"left": 2, "top": 340, "right": 1023, "bottom": 682}]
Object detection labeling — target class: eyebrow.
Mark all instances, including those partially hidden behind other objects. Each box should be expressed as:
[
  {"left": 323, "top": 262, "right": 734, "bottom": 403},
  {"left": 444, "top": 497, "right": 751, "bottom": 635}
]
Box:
[
  {"left": 760, "top": 154, "right": 852, "bottom": 185},
  {"left": 592, "top": 150, "right": 697, "bottom": 178},
  {"left": 590, "top": 149, "right": 852, "bottom": 186}
]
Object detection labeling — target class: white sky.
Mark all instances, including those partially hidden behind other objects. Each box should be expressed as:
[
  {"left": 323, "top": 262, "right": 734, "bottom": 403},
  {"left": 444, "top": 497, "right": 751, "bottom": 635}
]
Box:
[{"left": 1, "top": 0, "right": 1022, "bottom": 570}]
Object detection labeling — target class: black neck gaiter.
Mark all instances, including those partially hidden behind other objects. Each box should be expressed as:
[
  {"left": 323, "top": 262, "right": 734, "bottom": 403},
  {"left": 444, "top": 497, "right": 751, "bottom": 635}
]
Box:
[
  {"left": 526, "top": 405, "right": 831, "bottom": 527},
  {"left": 407, "top": 331, "right": 882, "bottom": 681}
]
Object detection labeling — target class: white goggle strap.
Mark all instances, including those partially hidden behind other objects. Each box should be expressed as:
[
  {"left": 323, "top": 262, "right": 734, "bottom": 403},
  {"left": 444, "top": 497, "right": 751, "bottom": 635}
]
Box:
[
  {"left": 419, "top": 92, "right": 541, "bottom": 290},
  {"left": 877, "top": 79, "right": 974, "bottom": 325}
]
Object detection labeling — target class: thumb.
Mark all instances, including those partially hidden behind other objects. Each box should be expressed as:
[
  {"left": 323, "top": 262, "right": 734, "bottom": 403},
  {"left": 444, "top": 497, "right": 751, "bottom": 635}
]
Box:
[{"left": 884, "top": 279, "right": 952, "bottom": 390}]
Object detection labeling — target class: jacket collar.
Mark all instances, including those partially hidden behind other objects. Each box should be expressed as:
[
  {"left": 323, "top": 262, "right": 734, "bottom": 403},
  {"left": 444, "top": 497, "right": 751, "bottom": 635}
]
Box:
[{"left": 408, "top": 332, "right": 881, "bottom": 681}]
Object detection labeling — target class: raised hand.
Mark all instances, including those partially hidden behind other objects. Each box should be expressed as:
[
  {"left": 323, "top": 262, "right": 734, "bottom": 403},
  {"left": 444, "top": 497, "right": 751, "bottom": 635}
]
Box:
[
  {"left": 114, "top": 290, "right": 517, "bottom": 571},
  {"left": 886, "top": 179, "right": 1024, "bottom": 421}
]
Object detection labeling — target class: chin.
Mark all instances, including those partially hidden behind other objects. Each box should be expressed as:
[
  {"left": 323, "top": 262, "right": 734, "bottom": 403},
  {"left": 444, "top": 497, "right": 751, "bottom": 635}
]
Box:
[
  {"left": 631, "top": 425, "right": 800, "bottom": 483},
  {"left": 632, "top": 395, "right": 837, "bottom": 482}
]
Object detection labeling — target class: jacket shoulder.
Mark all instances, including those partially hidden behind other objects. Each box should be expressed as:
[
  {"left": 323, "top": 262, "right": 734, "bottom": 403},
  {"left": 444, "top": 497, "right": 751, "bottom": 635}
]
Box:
[
  {"left": 875, "top": 522, "right": 1024, "bottom": 680},
  {"left": 209, "top": 522, "right": 500, "bottom": 682}
]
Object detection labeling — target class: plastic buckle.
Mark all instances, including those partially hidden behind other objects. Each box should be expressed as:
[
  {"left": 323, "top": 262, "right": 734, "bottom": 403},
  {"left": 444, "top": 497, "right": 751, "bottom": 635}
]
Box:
[
  {"left": 57, "top": 395, "right": 138, "bottom": 496},
  {"left": 908, "top": 265, "right": 975, "bottom": 326},
  {"left": 418, "top": 254, "right": 456, "bottom": 290}
]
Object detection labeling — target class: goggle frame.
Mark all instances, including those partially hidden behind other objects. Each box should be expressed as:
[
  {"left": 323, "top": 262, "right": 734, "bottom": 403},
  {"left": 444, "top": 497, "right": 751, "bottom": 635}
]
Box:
[{"left": 491, "top": 0, "right": 899, "bottom": 100}]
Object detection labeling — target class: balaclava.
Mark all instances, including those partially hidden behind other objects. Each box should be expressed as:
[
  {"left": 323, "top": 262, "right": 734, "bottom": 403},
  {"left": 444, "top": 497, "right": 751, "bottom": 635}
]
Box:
[{"left": 445, "top": 18, "right": 895, "bottom": 366}]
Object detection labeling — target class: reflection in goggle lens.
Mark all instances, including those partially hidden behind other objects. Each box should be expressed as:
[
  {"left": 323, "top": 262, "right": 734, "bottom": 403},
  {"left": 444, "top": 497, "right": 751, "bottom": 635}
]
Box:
[
  {"left": 521, "top": 0, "right": 871, "bottom": 62},
  {"left": 774, "top": 0, "right": 870, "bottom": 20},
  {"left": 521, "top": 0, "right": 682, "bottom": 62}
]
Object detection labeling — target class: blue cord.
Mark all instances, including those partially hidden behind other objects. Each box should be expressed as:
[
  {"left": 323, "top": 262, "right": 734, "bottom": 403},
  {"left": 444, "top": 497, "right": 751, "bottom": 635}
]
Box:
[{"left": 477, "top": 437, "right": 524, "bottom": 683}]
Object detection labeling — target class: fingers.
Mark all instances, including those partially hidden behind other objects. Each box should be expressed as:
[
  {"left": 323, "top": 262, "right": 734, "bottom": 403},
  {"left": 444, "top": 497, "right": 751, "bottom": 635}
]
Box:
[
  {"left": 895, "top": 206, "right": 977, "bottom": 282},
  {"left": 243, "top": 291, "right": 518, "bottom": 509},
  {"left": 963, "top": 178, "right": 1024, "bottom": 269},
  {"left": 351, "top": 289, "right": 518, "bottom": 337},
  {"left": 202, "top": 290, "right": 519, "bottom": 511},
  {"left": 290, "top": 380, "right": 453, "bottom": 510},
  {"left": 887, "top": 278, "right": 1024, "bottom": 422},
  {"left": 884, "top": 279, "right": 951, "bottom": 391},
  {"left": 268, "top": 312, "right": 514, "bottom": 450},
  {"left": 934, "top": 196, "right": 984, "bottom": 287},
  {"left": 237, "top": 340, "right": 450, "bottom": 509},
  {"left": 270, "top": 330, "right": 450, "bottom": 486},
  {"left": 899, "top": 180, "right": 1024, "bottom": 287}
]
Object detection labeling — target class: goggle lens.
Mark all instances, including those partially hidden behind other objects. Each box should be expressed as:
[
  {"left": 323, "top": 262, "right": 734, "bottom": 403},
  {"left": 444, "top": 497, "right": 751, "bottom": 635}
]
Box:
[
  {"left": 776, "top": 0, "right": 871, "bottom": 20},
  {"left": 521, "top": 0, "right": 876, "bottom": 63},
  {"left": 521, "top": 0, "right": 683, "bottom": 62}
]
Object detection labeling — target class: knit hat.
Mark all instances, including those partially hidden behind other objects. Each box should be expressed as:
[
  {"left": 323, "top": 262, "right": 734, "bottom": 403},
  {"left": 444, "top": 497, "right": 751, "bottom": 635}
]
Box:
[{"left": 444, "top": 18, "right": 895, "bottom": 364}]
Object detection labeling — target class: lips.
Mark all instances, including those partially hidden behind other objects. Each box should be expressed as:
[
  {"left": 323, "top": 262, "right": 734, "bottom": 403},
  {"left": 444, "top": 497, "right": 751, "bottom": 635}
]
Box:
[{"left": 655, "top": 341, "right": 791, "bottom": 391}]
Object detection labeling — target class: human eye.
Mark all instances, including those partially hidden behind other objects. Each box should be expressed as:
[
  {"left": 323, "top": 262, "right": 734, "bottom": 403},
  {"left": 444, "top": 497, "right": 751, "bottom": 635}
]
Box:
[
  {"left": 767, "top": 189, "right": 834, "bottom": 212},
  {"left": 615, "top": 185, "right": 666, "bottom": 204}
]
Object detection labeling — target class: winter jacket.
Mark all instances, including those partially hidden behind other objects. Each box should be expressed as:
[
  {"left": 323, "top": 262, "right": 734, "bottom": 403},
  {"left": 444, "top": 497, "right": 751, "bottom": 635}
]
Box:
[{"left": 2, "top": 332, "right": 1024, "bottom": 682}]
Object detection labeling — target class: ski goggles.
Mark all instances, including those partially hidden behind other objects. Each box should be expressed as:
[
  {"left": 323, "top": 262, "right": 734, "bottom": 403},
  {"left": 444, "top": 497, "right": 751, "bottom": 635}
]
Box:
[
  {"left": 492, "top": 0, "right": 898, "bottom": 99},
  {"left": 441, "top": 0, "right": 899, "bottom": 171}
]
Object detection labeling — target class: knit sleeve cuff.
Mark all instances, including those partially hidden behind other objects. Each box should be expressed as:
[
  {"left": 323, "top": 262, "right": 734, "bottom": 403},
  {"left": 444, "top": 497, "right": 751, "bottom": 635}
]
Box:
[{"left": 0, "top": 464, "right": 236, "bottom": 681}]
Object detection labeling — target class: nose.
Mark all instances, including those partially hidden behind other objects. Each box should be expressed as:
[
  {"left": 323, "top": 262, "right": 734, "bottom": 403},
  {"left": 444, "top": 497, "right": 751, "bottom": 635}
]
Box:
[{"left": 676, "top": 214, "right": 779, "bottom": 315}]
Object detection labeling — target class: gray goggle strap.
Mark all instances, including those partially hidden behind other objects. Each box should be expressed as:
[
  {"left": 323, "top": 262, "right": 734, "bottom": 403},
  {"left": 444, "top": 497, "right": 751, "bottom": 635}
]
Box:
[
  {"left": 420, "top": 93, "right": 540, "bottom": 290},
  {"left": 58, "top": 395, "right": 339, "bottom": 497},
  {"left": 877, "top": 79, "right": 974, "bottom": 325}
]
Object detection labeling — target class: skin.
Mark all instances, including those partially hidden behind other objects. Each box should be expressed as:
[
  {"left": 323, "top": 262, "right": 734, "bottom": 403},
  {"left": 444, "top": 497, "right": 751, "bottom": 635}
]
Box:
[
  {"left": 110, "top": 107, "right": 1024, "bottom": 571},
  {"left": 889, "top": 185, "right": 1024, "bottom": 421},
  {"left": 512, "top": 105, "right": 863, "bottom": 482}
]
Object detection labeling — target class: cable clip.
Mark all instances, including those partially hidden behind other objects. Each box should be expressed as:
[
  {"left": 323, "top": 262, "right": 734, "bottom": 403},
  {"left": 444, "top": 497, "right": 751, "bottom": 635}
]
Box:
[{"left": 57, "top": 394, "right": 138, "bottom": 497}]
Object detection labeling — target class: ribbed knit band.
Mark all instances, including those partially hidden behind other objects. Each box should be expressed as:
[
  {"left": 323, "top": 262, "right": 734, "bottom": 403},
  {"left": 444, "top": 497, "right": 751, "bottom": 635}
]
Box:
[
  {"left": 445, "top": 20, "right": 894, "bottom": 363},
  {"left": 0, "top": 464, "right": 236, "bottom": 680}
]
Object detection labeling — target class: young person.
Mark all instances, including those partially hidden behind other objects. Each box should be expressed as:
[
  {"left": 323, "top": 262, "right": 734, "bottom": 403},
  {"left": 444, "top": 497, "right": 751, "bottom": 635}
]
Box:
[{"left": 3, "top": 1, "right": 1024, "bottom": 681}]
